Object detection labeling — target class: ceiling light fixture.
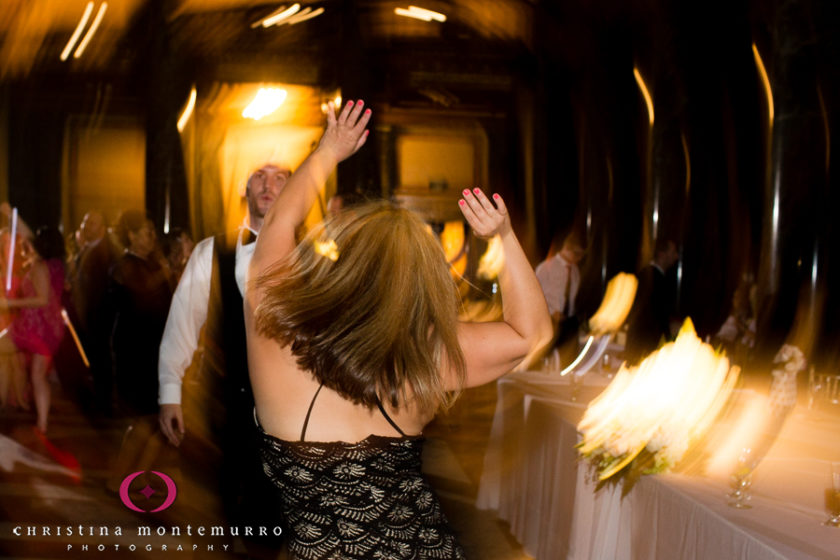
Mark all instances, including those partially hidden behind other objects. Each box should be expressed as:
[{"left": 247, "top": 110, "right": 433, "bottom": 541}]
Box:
[
  {"left": 287, "top": 7, "right": 325, "bottom": 25},
  {"left": 60, "top": 2, "right": 94, "bottom": 61},
  {"left": 242, "top": 87, "right": 287, "bottom": 120},
  {"left": 251, "top": 4, "right": 301, "bottom": 28},
  {"left": 73, "top": 2, "right": 108, "bottom": 59},
  {"left": 395, "top": 5, "right": 446, "bottom": 23}
]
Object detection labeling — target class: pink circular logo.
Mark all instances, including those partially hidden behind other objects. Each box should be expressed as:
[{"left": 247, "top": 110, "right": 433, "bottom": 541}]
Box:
[{"left": 118, "top": 471, "right": 178, "bottom": 513}]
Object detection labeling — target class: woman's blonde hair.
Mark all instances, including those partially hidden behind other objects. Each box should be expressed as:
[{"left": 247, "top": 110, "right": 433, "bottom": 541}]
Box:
[{"left": 254, "top": 201, "right": 466, "bottom": 413}]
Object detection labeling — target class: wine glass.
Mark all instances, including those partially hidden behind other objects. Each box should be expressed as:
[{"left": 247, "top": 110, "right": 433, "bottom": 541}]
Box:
[
  {"left": 569, "top": 371, "right": 580, "bottom": 401},
  {"left": 823, "top": 462, "right": 840, "bottom": 527},
  {"left": 727, "top": 447, "right": 759, "bottom": 509}
]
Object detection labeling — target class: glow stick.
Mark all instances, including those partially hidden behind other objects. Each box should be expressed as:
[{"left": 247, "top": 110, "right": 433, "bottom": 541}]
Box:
[
  {"left": 6, "top": 207, "right": 17, "bottom": 293},
  {"left": 61, "top": 308, "right": 90, "bottom": 368}
]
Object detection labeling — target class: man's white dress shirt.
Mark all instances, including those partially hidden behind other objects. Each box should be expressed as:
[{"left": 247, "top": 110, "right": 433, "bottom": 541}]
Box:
[{"left": 158, "top": 226, "right": 256, "bottom": 405}]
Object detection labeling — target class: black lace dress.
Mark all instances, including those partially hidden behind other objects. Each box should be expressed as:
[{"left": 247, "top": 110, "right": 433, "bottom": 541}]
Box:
[{"left": 255, "top": 385, "right": 466, "bottom": 559}]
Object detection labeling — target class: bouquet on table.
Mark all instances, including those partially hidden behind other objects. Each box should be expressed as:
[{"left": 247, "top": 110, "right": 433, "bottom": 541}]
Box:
[{"left": 577, "top": 319, "right": 740, "bottom": 489}]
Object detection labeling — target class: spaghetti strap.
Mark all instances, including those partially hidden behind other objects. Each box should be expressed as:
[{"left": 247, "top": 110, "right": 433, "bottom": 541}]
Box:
[
  {"left": 301, "top": 383, "right": 325, "bottom": 441},
  {"left": 375, "top": 398, "right": 406, "bottom": 437}
]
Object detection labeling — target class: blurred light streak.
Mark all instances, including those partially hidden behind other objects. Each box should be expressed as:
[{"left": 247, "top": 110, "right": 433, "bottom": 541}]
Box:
[
  {"left": 395, "top": 6, "right": 447, "bottom": 22},
  {"left": 61, "top": 309, "right": 90, "bottom": 368},
  {"left": 73, "top": 2, "right": 108, "bottom": 59},
  {"left": 560, "top": 335, "right": 594, "bottom": 376},
  {"left": 578, "top": 320, "right": 740, "bottom": 480},
  {"left": 242, "top": 87, "right": 287, "bottom": 120},
  {"left": 770, "top": 171, "right": 781, "bottom": 282},
  {"left": 476, "top": 234, "right": 503, "bottom": 280},
  {"left": 817, "top": 85, "right": 830, "bottom": 174},
  {"left": 705, "top": 392, "right": 772, "bottom": 478},
  {"left": 752, "top": 43, "right": 774, "bottom": 126},
  {"left": 633, "top": 67, "right": 654, "bottom": 126},
  {"left": 652, "top": 204, "right": 659, "bottom": 240},
  {"left": 60, "top": 2, "right": 94, "bottom": 61},
  {"left": 6, "top": 207, "right": 17, "bottom": 293},
  {"left": 588, "top": 273, "right": 638, "bottom": 335},
  {"left": 164, "top": 180, "right": 171, "bottom": 234},
  {"left": 288, "top": 7, "right": 324, "bottom": 25},
  {"left": 255, "top": 4, "right": 301, "bottom": 28},
  {"left": 681, "top": 132, "right": 691, "bottom": 195},
  {"left": 177, "top": 86, "right": 197, "bottom": 132}
]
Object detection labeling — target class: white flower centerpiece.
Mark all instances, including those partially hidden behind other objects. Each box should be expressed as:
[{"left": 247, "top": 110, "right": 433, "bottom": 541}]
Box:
[{"left": 577, "top": 319, "right": 740, "bottom": 487}]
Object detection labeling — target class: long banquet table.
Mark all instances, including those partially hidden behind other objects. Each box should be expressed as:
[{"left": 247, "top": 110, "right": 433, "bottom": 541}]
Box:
[{"left": 475, "top": 369, "right": 840, "bottom": 560}]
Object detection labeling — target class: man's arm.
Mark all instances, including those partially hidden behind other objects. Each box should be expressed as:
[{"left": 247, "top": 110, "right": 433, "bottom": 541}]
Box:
[{"left": 158, "top": 237, "right": 214, "bottom": 446}]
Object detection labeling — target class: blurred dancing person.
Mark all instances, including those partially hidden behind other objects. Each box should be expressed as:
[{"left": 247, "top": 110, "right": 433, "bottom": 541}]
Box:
[
  {"left": 69, "top": 210, "right": 117, "bottom": 415},
  {"left": 0, "top": 206, "right": 66, "bottom": 434},
  {"left": 247, "top": 100, "right": 552, "bottom": 558},
  {"left": 157, "top": 162, "right": 290, "bottom": 555},
  {"left": 107, "top": 210, "right": 172, "bottom": 491}
]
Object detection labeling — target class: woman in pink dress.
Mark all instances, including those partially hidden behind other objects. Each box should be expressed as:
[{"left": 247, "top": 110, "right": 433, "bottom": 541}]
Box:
[{"left": 0, "top": 220, "right": 66, "bottom": 434}]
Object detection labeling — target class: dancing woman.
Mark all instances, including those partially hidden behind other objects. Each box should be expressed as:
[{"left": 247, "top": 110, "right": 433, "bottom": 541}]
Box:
[
  {"left": 0, "top": 213, "right": 66, "bottom": 434},
  {"left": 246, "top": 100, "right": 552, "bottom": 558}
]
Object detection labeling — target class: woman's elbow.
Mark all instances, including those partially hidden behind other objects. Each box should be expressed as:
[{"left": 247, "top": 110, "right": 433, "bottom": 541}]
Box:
[{"left": 533, "top": 319, "right": 554, "bottom": 354}]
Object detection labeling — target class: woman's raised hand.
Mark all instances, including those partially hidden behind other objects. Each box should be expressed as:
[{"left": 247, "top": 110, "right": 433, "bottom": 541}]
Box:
[
  {"left": 458, "top": 188, "right": 511, "bottom": 239},
  {"left": 319, "top": 100, "right": 372, "bottom": 163}
]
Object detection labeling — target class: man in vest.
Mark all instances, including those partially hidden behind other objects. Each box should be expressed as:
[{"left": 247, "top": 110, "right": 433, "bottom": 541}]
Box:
[{"left": 158, "top": 163, "right": 290, "bottom": 554}]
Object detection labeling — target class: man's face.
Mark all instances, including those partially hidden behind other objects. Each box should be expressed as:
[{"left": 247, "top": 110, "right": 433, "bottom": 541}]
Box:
[
  {"left": 662, "top": 242, "right": 679, "bottom": 269},
  {"left": 80, "top": 212, "right": 105, "bottom": 244},
  {"left": 561, "top": 243, "right": 585, "bottom": 265},
  {"left": 246, "top": 164, "right": 291, "bottom": 220}
]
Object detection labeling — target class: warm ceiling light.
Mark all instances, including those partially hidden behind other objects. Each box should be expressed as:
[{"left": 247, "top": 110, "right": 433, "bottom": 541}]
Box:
[
  {"left": 395, "top": 6, "right": 446, "bottom": 22},
  {"left": 177, "top": 87, "right": 197, "bottom": 132},
  {"left": 61, "top": 2, "right": 94, "bottom": 61},
  {"left": 242, "top": 87, "right": 287, "bottom": 120},
  {"left": 251, "top": 4, "right": 301, "bottom": 28},
  {"left": 73, "top": 2, "right": 108, "bottom": 59},
  {"left": 288, "top": 7, "right": 325, "bottom": 25}
]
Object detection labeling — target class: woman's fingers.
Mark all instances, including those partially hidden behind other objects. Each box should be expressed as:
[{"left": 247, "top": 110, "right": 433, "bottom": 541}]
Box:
[
  {"left": 459, "top": 188, "right": 508, "bottom": 237},
  {"left": 458, "top": 197, "right": 481, "bottom": 228},
  {"left": 337, "top": 100, "right": 354, "bottom": 125},
  {"left": 347, "top": 99, "right": 365, "bottom": 125},
  {"left": 461, "top": 189, "right": 488, "bottom": 224},
  {"left": 326, "top": 101, "right": 337, "bottom": 128},
  {"left": 471, "top": 188, "right": 497, "bottom": 214},
  {"left": 491, "top": 192, "right": 508, "bottom": 216}
]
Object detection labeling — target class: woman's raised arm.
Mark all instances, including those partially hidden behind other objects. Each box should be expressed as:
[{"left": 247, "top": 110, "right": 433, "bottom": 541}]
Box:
[
  {"left": 250, "top": 100, "right": 371, "bottom": 281},
  {"left": 453, "top": 189, "right": 553, "bottom": 388}
]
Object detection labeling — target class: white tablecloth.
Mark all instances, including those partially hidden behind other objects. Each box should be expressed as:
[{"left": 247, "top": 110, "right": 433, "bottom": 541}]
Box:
[{"left": 476, "top": 370, "right": 840, "bottom": 560}]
